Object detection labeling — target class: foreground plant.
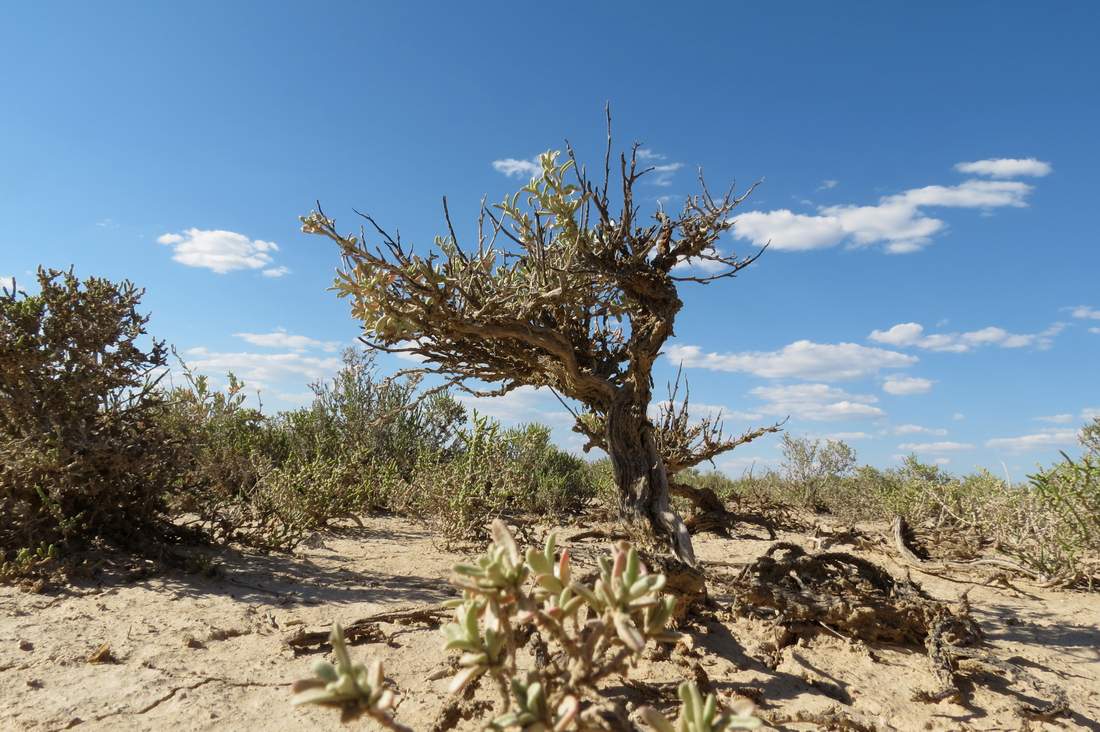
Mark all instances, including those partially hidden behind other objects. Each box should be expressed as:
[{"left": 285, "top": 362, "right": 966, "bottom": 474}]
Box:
[
  {"left": 641, "top": 681, "right": 761, "bottom": 731},
  {"left": 291, "top": 623, "right": 410, "bottom": 730},
  {"left": 292, "top": 521, "right": 761, "bottom": 729},
  {"left": 440, "top": 520, "right": 759, "bottom": 730}
]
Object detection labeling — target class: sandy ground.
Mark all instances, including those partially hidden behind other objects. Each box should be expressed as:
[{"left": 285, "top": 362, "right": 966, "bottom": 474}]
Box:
[{"left": 2, "top": 516, "right": 1098, "bottom": 731}]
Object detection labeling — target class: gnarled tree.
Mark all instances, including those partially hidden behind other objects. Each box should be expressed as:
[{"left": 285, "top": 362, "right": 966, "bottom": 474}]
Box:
[{"left": 302, "top": 130, "right": 778, "bottom": 566}]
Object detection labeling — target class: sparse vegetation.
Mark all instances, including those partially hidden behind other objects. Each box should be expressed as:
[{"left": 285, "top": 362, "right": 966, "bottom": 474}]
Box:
[
  {"left": 0, "top": 268, "right": 187, "bottom": 561},
  {"left": 295, "top": 521, "right": 761, "bottom": 730}
]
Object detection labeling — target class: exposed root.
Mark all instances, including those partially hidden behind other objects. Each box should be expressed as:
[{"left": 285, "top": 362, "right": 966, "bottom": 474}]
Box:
[
  {"left": 670, "top": 481, "right": 777, "bottom": 540},
  {"left": 728, "top": 541, "right": 1064, "bottom": 717},
  {"left": 285, "top": 603, "right": 450, "bottom": 654}
]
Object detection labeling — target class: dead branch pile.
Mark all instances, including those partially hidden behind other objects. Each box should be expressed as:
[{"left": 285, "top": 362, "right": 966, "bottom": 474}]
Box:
[{"left": 731, "top": 543, "right": 1067, "bottom": 717}]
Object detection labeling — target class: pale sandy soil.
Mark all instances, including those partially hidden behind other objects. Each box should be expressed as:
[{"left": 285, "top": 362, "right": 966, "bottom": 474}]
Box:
[{"left": 1, "top": 516, "right": 1098, "bottom": 731}]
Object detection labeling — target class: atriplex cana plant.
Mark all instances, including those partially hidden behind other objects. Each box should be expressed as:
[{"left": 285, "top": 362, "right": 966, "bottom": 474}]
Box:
[
  {"left": 301, "top": 115, "right": 780, "bottom": 566},
  {"left": 291, "top": 622, "right": 409, "bottom": 730},
  {"left": 293, "top": 520, "right": 761, "bottom": 730}
]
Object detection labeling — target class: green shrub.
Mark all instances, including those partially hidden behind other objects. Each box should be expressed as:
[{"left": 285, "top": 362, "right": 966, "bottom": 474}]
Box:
[
  {"left": 409, "top": 414, "right": 600, "bottom": 543},
  {"left": 0, "top": 268, "right": 186, "bottom": 560},
  {"left": 779, "top": 434, "right": 857, "bottom": 510},
  {"left": 163, "top": 349, "right": 468, "bottom": 550}
]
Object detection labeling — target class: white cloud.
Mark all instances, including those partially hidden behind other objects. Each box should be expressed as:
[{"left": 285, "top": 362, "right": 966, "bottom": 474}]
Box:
[
  {"left": 1090, "top": 327, "right": 1100, "bottom": 335},
  {"left": 666, "top": 340, "right": 916, "bottom": 382},
  {"left": 954, "top": 158, "right": 1052, "bottom": 178},
  {"left": 647, "top": 163, "right": 683, "bottom": 187},
  {"left": 731, "top": 172, "right": 1038, "bottom": 254},
  {"left": 818, "top": 179, "right": 839, "bottom": 190},
  {"left": 262, "top": 266, "right": 291, "bottom": 278},
  {"left": 0, "top": 275, "right": 13, "bottom": 292},
  {"left": 157, "top": 228, "right": 281, "bottom": 275},
  {"left": 822, "top": 431, "right": 871, "bottom": 440},
  {"left": 869, "top": 321, "right": 1063, "bottom": 352},
  {"left": 492, "top": 158, "right": 541, "bottom": 178},
  {"left": 1070, "top": 305, "right": 1100, "bottom": 321},
  {"left": 893, "top": 424, "right": 948, "bottom": 436},
  {"left": 717, "top": 455, "right": 780, "bottom": 474},
  {"left": 933, "top": 457, "right": 951, "bottom": 466},
  {"left": 749, "top": 383, "right": 884, "bottom": 422},
  {"left": 898, "top": 441, "right": 974, "bottom": 452},
  {"left": 952, "top": 412, "right": 965, "bottom": 421},
  {"left": 234, "top": 329, "right": 341, "bottom": 352},
  {"left": 181, "top": 346, "right": 342, "bottom": 391},
  {"left": 985, "top": 428, "right": 1080, "bottom": 453},
  {"left": 637, "top": 149, "right": 666, "bottom": 161},
  {"left": 883, "top": 376, "right": 933, "bottom": 395},
  {"left": 1035, "top": 414, "right": 1075, "bottom": 424},
  {"left": 458, "top": 385, "right": 572, "bottom": 426}
]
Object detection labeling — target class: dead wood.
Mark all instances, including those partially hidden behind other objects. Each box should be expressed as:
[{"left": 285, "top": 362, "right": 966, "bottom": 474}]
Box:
[{"left": 285, "top": 603, "right": 451, "bottom": 654}]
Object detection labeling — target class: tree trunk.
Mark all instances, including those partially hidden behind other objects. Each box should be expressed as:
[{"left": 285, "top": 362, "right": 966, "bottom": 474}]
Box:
[{"left": 605, "top": 398, "right": 697, "bottom": 567}]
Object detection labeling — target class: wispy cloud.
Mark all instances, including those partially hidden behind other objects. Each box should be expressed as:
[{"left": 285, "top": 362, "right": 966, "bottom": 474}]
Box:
[
  {"left": 898, "top": 440, "right": 974, "bottom": 452},
  {"left": 954, "top": 158, "right": 1052, "bottom": 178},
  {"left": 157, "top": 228, "right": 282, "bottom": 275},
  {"left": 491, "top": 157, "right": 542, "bottom": 179},
  {"left": 869, "top": 321, "right": 1064, "bottom": 352},
  {"left": 1070, "top": 305, "right": 1100, "bottom": 321},
  {"left": 1035, "top": 413, "right": 1075, "bottom": 424},
  {"left": 647, "top": 162, "right": 683, "bottom": 187},
  {"left": 234, "top": 329, "right": 341, "bottom": 352},
  {"left": 986, "top": 428, "right": 1080, "bottom": 452},
  {"left": 817, "top": 179, "right": 839, "bottom": 191},
  {"left": 458, "top": 385, "right": 573, "bottom": 426},
  {"left": 0, "top": 275, "right": 13, "bottom": 292},
  {"left": 731, "top": 161, "right": 1044, "bottom": 254},
  {"left": 882, "top": 376, "right": 933, "bottom": 395},
  {"left": 180, "top": 346, "right": 342, "bottom": 391},
  {"left": 261, "top": 265, "right": 290, "bottom": 278},
  {"left": 749, "top": 383, "right": 884, "bottom": 422},
  {"left": 893, "top": 424, "right": 947, "bottom": 436},
  {"left": 666, "top": 340, "right": 916, "bottom": 381}
]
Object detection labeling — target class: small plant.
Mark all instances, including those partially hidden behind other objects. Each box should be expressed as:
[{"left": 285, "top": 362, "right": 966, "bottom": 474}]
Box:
[
  {"left": 440, "top": 520, "right": 758, "bottom": 730},
  {"left": 640, "top": 681, "right": 761, "bottom": 731},
  {"left": 291, "top": 623, "right": 410, "bottom": 730},
  {"left": 291, "top": 521, "right": 762, "bottom": 729}
]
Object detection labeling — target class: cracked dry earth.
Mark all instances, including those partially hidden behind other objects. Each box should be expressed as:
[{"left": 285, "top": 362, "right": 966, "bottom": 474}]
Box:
[{"left": 2, "top": 516, "right": 1099, "bottom": 731}]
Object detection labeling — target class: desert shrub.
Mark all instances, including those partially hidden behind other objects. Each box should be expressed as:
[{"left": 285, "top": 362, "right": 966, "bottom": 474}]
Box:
[
  {"left": 0, "top": 268, "right": 187, "bottom": 561},
  {"left": 163, "top": 349, "right": 467, "bottom": 550},
  {"left": 273, "top": 349, "right": 466, "bottom": 478},
  {"left": 293, "top": 521, "right": 761, "bottom": 729},
  {"left": 408, "top": 414, "right": 600, "bottom": 543},
  {"left": 779, "top": 434, "right": 857, "bottom": 510},
  {"left": 1080, "top": 417, "right": 1100, "bottom": 455}
]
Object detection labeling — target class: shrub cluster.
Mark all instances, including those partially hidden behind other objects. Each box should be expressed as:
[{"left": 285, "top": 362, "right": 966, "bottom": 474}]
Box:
[
  {"left": 0, "top": 269, "right": 187, "bottom": 560},
  {"left": 1, "top": 269, "right": 604, "bottom": 575},
  {"left": 719, "top": 434, "right": 1100, "bottom": 587}
]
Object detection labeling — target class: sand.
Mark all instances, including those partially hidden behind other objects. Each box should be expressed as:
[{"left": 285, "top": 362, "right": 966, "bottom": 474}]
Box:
[{"left": 2, "top": 516, "right": 1098, "bottom": 731}]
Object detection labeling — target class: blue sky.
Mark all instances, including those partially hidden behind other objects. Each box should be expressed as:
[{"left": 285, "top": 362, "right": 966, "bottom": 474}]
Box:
[{"left": 2, "top": 2, "right": 1097, "bottom": 478}]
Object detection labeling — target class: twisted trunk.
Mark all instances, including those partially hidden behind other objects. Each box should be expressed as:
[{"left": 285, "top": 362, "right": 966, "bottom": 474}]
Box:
[{"left": 605, "top": 397, "right": 696, "bottom": 567}]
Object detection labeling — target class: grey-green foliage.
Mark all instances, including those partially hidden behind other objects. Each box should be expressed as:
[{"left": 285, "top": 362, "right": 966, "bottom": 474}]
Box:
[
  {"left": 439, "top": 520, "right": 760, "bottom": 731},
  {"left": 291, "top": 623, "right": 409, "bottom": 730},
  {"left": 1080, "top": 417, "right": 1100, "bottom": 456},
  {"left": 641, "top": 681, "right": 761, "bottom": 731},
  {"left": 0, "top": 268, "right": 186, "bottom": 559},
  {"left": 164, "top": 348, "right": 468, "bottom": 550},
  {"left": 779, "top": 434, "right": 857, "bottom": 508},
  {"left": 409, "top": 414, "right": 600, "bottom": 543}
]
